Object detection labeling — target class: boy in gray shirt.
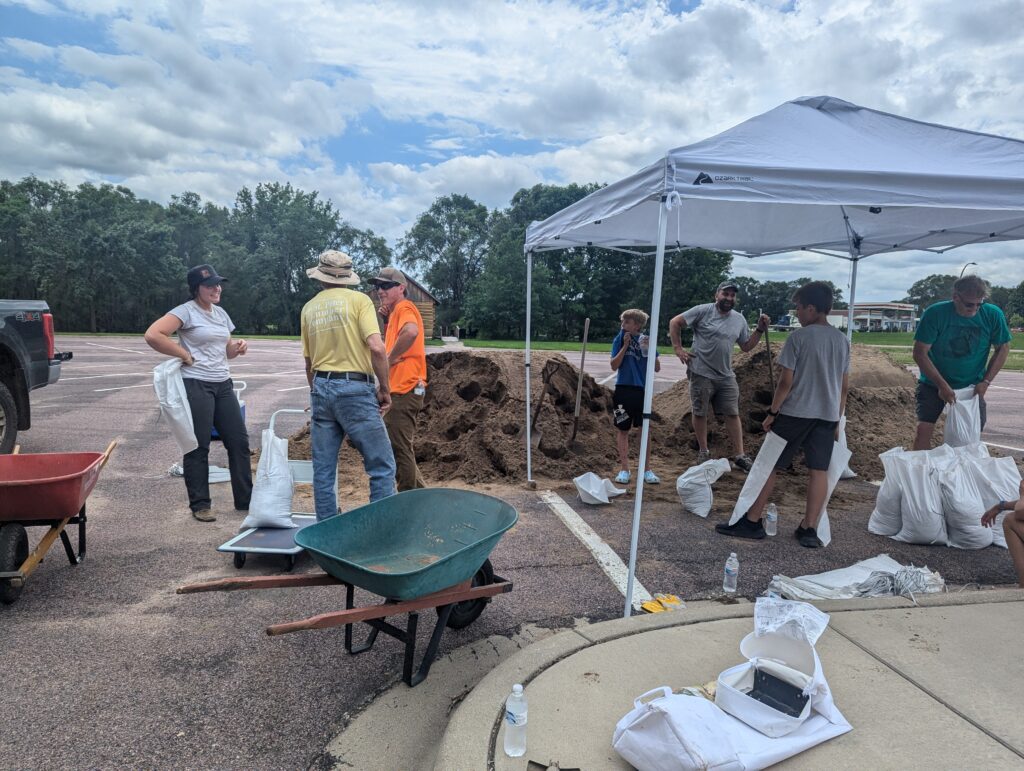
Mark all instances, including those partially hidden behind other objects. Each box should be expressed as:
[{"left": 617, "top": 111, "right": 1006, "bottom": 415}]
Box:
[{"left": 716, "top": 281, "right": 850, "bottom": 548}]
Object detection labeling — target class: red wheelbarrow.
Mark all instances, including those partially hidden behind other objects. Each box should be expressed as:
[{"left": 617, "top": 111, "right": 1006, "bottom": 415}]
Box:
[{"left": 0, "top": 441, "right": 116, "bottom": 604}]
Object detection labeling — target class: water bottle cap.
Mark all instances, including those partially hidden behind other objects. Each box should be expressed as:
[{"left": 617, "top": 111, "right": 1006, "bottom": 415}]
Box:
[
  {"left": 729, "top": 552, "right": 737, "bottom": 558},
  {"left": 512, "top": 684, "right": 523, "bottom": 695}
]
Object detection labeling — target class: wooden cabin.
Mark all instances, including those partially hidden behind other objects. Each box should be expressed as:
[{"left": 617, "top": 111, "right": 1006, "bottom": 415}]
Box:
[{"left": 369, "top": 273, "right": 440, "bottom": 338}]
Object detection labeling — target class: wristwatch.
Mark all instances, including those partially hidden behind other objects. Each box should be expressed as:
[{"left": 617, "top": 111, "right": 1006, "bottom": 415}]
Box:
[{"left": 767, "top": 408, "right": 779, "bottom": 417}]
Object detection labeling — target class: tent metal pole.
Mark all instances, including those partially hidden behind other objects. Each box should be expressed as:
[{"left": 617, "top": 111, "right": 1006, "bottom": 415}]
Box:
[
  {"left": 525, "top": 250, "right": 534, "bottom": 483},
  {"left": 846, "top": 257, "right": 859, "bottom": 342},
  {"left": 623, "top": 199, "right": 669, "bottom": 618}
]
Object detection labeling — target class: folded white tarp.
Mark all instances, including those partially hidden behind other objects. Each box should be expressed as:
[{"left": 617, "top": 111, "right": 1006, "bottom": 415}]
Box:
[
  {"left": 767, "top": 554, "right": 945, "bottom": 601},
  {"left": 573, "top": 472, "right": 626, "bottom": 505}
]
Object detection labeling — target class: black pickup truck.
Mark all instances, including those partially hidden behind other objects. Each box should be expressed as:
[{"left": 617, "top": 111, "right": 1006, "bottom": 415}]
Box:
[{"left": 0, "top": 301, "right": 72, "bottom": 453}]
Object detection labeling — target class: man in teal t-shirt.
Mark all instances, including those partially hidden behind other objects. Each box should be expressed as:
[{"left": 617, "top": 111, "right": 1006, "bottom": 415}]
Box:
[{"left": 912, "top": 275, "right": 1012, "bottom": 450}]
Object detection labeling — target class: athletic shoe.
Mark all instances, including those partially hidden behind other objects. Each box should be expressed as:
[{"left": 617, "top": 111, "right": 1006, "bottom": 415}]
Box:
[
  {"left": 733, "top": 454, "right": 754, "bottom": 472},
  {"left": 715, "top": 516, "right": 766, "bottom": 540},
  {"left": 615, "top": 470, "right": 631, "bottom": 484},
  {"left": 192, "top": 508, "right": 216, "bottom": 522},
  {"left": 795, "top": 525, "right": 823, "bottom": 548},
  {"left": 643, "top": 470, "right": 661, "bottom": 484},
  {"left": 696, "top": 449, "right": 712, "bottom": 464}
]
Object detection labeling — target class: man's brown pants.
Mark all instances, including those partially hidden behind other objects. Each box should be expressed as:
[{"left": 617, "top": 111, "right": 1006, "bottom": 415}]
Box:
[{"left": 384, "top": 389, "right": 426, "bottom": 491}]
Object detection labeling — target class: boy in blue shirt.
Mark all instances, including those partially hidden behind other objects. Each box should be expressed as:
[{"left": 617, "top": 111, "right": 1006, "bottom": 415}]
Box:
[
  {"left": 911, "top": 275, "right": 1012, "bottom": 450},
  {"left": 610, "top": 308, "right": 661, "bottom": 485}
]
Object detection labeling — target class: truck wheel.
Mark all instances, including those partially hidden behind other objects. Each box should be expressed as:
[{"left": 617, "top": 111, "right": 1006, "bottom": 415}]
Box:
[{"left": 0, "top": 381, "right": 17, "bottom": 455}]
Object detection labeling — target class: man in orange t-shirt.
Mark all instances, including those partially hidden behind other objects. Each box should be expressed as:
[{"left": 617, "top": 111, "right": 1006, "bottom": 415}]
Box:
[{"left": 369, "top": 267, "right": 427, "bottom": 490}]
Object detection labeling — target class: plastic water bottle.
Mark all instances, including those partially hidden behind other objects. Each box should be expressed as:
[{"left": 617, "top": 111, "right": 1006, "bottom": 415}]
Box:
[
  {"left": 639, "top": 333, "right": 650, "bottom": 357},
  {"left": 765, "top": 503, "right": 778, "bottom": 537},
  {"left": 504, "top": 683, "right": 528, "bottom": 757},
  {"left": 723, "top": 553, "right": 739, "bottom": 594},
  {"left": 414, "top": 380, "right": 426, "bottom": 396}
]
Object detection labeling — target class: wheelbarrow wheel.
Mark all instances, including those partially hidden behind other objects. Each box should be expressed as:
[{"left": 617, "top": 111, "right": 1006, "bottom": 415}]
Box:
[
  {"left": 440, "top": 559, "right": 495, "bottom": 630},
  {"left": 0, "top": 524, "right": 29, "bottom": 605}
]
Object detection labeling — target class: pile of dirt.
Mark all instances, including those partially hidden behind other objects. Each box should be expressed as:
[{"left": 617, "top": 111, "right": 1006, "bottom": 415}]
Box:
[
  {"left": 651, "top": 342, "right": 919, "bottom": 480},
  {"left": 287, "top": 350, "right": 623, "bottom": 484},
  {"left": 285, "top": 343, "right": 923, "bottom": 489}
]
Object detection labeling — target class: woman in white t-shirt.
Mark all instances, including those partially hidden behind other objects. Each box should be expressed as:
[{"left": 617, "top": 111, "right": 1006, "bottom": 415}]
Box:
[{"left": 144, "top": 264, "right": 252, "bottom": 522}]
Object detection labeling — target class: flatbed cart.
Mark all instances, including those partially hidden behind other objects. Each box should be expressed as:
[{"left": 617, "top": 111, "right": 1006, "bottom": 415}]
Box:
[
  {"left": 180, "top": 488, "right": 517, "bottom": 686},
  {"left": 217, "top": 408, "right": 327, "bottom": 571},
  {"left": 0, "top": 440, "right": 117, "bottom": 605}
]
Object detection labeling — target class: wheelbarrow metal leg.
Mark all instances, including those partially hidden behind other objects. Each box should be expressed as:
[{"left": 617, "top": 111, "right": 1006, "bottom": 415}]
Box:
[
  {"left": 60, "top": 504, "right": 86, "bottom": 564},
  {"left": 408, "top": 604, "right": 454, "bottom": 687}
]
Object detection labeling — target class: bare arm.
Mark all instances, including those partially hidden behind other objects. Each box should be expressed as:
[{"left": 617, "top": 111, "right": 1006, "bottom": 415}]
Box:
[
  {"left": 976, "top": 342, "right": 1010, "bottom": 398},
  {"left": 144, "top": 314, "right": 192, "bottom": 365},
  {"left": 669, "top": 314, "right": 692, "bottom": 364},
  {"left": 762, "top": 367, "right": 795, "bottom": 432},
  {"left": 387, "top": 322, "right": 420, "bottom": 367},
  {"left": 737, "top": 314, "right": 771, "bottom": 353},
  {"left": 305, "top": 356, "right": 314, "bottom": 388},
  {"left": 610, "top": 333, "right": 630, "bottom": 371},
  {"left": 367, "top": 334, "right": 392, "bottom": 414},
  {"left": 913, "top": 341, "right": 956, "bottom": 403}
]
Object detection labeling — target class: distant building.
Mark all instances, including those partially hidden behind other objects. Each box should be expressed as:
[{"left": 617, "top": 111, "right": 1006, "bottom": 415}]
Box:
[{"left": 826, "top": 303, "right": 918, "bottom": 332}]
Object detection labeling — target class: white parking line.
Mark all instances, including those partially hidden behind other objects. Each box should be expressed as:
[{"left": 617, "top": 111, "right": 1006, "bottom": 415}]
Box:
[
  {"left": 989, "top": 385, "right": 1024, "bottom": 393},
  {"left": 984, "top": 441, "right": 1024, "bottom": 453},
  {"left": 62, "top": 372, "right": 149, "bottom": 381},
  {"left": 276, "top": 385, "right": 311, "bottom": 392},
  {"left": 538, "top": 490, "right": 653, "bottom": 609},
  {"left": 94, "top": 384, "right": 153, "bottom": 392},
  {"left": 598, "top": 373, "right": 617, "bottom": 386},
  {"left": 83, "top": 341, "right": 148, "bottom": 354}
]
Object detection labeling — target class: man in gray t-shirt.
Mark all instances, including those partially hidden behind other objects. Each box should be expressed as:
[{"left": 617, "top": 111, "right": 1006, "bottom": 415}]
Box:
[{"left": 669, "top": 281, "right": 770, "bottom": 472}]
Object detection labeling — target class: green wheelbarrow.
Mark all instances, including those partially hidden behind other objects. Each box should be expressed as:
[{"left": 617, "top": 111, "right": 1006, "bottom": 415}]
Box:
[{"left": 178, "top": 488, "right": 518, "bottom": 687}]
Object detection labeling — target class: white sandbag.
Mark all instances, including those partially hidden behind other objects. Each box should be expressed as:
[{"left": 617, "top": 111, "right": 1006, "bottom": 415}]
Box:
[
  {"left": 153, "top": 358, "right": 197, "bottom": 455},
  {"left": 869, "top": 448, "right": 905, "bottom": 536},
  {"left": 730, "top": 432, "right": 787, "bottom": 524},
  {"left": 241, "top": 428, "right": 296, "bottom": 529},
  {"left": 890, "top": 453, "right": 947, "bottom": 545},
  {"left": 837, "top": 415, "right": 857, "bottom": 479},
  {"left": 676, "top": 458, "right": 732, "bottom": 518},
  {"left": 573, "top": 472, "right": 626, "bottom": 505},
  {"left": 965, "top": 456, "right": 1022, "bottom": 549},
  {"left": 939, "top": 462, "right": 994, "bottom": 549},
  {"left": 944, "top": 386, "right": 982, "bottom": 447},
  {"left": 816, "top": 443, "right": 852, "bottom": 547}
]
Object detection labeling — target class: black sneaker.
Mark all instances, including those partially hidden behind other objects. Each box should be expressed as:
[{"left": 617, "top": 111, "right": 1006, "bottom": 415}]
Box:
[
  {"left": 733, "top": 454, "right": 754, "bottom": 472},
  {"left": 715, "top": 516, "right": 766, "bottom": 540},
  {"left": 795, "top": 525, "right": 823, "bottom": 548}
]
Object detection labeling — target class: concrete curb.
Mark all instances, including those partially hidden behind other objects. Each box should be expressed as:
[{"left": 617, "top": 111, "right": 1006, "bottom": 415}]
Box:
[{"left": 433, "top": 588, "right": 1024, "bottom": 769}]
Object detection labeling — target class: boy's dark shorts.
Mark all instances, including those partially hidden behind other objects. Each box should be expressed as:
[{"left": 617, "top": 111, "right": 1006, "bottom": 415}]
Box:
[
  {"left": 613, "top": 385, "right": 645, "bottom": 430},
  {"left": 915, "top": 381, "right": 987, "bottom": 428},
  {"left": 771, "top": 414, "right": 838, "bottom": 472}
]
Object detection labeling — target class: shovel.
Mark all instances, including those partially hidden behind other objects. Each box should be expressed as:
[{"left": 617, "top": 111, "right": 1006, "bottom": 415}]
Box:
[
  {"left": 569, "top": 318, "right": 591, "bottom": 446},
  {"left": 530, "top": 365, "right": 553, "bottom": 448},
  {"left": 761, "top": 308, "right": 776, "bottom": 393}
]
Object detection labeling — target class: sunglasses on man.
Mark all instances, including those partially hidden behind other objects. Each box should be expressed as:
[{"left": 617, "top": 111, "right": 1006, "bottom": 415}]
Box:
[
  {"left": 374, "top": 281, "right": 401, "bottom": 290},
  {"left": 955, "top": 293, "right": 986, "bottom": 309}
]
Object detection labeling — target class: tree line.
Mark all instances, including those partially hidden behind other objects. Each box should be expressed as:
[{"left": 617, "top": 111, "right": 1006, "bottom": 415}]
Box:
[{"left": 2, "top": 176, "right": 1022, "bottom": 340}]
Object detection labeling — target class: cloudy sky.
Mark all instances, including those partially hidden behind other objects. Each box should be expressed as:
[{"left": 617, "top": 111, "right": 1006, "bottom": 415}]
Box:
[{"left": 3, "top": 0, "right": 1023, "bottom": 301}]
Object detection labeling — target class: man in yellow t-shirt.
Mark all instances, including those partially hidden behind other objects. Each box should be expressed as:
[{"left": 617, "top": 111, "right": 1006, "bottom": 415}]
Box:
[
  {"left": 369, "top": 267, "right": 427, "bottom": 491},
  {"left": 301, "top": 250, "right": 396, "bottom": 519}
]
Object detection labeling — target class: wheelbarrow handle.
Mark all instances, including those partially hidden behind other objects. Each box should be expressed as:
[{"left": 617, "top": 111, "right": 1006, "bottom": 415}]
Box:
[{"left": 99, "top": 440, "right": 118, "bottom": 469}]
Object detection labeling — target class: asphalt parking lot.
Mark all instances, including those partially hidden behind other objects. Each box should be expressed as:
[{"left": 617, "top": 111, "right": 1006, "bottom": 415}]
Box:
[{"left": 2, "top": 335, "right": 1020, "bottom": 768}]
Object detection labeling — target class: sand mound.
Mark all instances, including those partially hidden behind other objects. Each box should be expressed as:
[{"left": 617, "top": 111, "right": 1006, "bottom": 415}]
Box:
[
  {"left": 652, "top": 343, "right": 919, "bottom": 479},
  {"left": 287, "top": 350, "right": 623, "bottom": 484}
]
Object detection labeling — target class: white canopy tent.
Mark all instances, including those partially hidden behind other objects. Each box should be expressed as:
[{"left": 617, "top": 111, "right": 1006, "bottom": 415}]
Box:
[{"left": 522, "top": 95, "right": 1024, "bottom": 617}]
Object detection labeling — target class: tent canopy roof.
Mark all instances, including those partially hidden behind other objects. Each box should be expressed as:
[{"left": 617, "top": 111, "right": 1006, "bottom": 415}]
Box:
[{"left": 524, "top": 96, "right": 1024, "bottom": 258}]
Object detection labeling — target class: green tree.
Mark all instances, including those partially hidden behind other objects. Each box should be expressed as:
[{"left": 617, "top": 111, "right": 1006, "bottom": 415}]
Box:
[
  {"left": 901, "top": 273, "right": 956, "bottom": 311},
  {"left": 399, "top": 194, "right": 489, "bottom": 328}
]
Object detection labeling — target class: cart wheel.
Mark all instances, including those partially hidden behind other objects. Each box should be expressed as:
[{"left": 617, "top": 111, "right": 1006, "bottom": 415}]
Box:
[
  {"left": 233, "top": 552, "right": 246, "bottom": 569},
  {"left": 284, "top": 554, "right": 297, "bottom": 572},
  {"left": 0, "top": 524, "right": 29, "bottom": 605},
  {"left": 441, "top": 559, "right": 495, "bottom": 629}
]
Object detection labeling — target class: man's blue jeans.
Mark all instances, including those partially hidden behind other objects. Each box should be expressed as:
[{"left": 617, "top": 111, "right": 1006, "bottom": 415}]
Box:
[{"left": 310, "top": 377, "right": 396, "bottom": 520}]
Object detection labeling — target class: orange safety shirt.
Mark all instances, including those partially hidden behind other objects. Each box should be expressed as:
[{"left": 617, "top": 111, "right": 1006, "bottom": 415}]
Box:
[{"left": 385, "top": 298, "right": 427, "bottom": 395}]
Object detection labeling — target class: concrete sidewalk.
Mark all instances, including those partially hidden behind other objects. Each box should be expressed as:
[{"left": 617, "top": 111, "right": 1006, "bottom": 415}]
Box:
[{"left": 434, "top": 589, "right": 1024, "bottom": 769}]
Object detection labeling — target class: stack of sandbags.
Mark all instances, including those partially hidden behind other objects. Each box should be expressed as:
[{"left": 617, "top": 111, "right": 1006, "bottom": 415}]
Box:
[{"left": 868, "top": 443, "right": 1020, "bottom": 549}]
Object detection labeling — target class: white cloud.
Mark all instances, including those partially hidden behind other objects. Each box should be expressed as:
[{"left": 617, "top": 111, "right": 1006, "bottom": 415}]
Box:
[{"left": 0, "top": 0, "right": 1023, "bottom": 298}]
